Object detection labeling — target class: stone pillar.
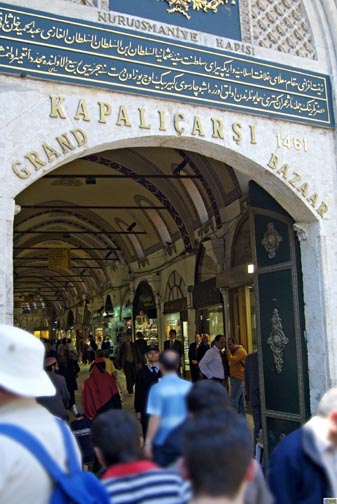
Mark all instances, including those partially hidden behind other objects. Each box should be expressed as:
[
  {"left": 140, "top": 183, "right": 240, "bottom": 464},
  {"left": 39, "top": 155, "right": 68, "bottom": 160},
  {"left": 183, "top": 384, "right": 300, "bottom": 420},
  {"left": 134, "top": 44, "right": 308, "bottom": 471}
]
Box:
[
  {"left": 0, "top": 197, "right": 16, "bottom": 324},
  {"left": 296, "top": 220, "right": 337, "bottom": 413}
]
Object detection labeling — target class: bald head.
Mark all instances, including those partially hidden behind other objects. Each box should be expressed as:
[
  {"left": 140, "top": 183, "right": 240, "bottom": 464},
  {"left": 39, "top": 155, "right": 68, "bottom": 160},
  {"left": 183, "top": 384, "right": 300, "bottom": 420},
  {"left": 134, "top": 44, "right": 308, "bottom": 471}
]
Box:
[{"left": 159, "top": 350, "right": 180, "bottom": 373}]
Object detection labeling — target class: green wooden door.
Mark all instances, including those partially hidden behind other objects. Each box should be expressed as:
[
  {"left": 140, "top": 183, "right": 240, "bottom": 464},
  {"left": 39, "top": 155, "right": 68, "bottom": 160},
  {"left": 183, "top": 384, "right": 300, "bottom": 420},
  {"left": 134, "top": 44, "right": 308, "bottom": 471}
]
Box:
[{"left": 249, "top": 182, "right": 310, "bottom": 459}]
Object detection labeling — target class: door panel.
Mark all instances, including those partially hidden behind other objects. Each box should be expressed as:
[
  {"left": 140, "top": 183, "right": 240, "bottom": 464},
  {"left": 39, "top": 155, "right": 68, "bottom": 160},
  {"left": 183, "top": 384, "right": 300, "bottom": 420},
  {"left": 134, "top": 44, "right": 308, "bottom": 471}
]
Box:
[{"left": 249, "top": 182, "right": 309, "bottom": 460}]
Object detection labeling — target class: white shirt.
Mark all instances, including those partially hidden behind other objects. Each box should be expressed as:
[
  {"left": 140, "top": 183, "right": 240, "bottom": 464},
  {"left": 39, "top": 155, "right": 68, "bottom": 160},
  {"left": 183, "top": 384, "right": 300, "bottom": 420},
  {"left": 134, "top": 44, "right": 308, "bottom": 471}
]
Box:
[
  {"left": 306, "top": 415, "right": 337, "bottom": 497},
  {"left": 0, "top": 397, "right": 81, "bottom": 504},
  {"left": 198, "top": 345, "right": 224, "bottom": 380}
]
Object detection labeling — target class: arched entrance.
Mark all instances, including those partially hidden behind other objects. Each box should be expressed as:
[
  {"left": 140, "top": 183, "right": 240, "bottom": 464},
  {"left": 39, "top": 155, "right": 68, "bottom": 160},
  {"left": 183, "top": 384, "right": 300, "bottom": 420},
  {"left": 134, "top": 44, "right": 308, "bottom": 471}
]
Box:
[{"left": 0, "top": 83, "right": 333, "bottom": 460}]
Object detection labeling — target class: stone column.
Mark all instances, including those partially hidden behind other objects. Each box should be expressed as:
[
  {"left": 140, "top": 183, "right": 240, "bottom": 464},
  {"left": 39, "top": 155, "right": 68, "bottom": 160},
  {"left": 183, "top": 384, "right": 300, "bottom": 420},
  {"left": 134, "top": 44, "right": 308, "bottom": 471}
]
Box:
[
  {"left": 295, "top": 220, "right": 337, "bottom": 413},
  {"left": 0, "top": 197, "right": 17, "bottom": 324}
]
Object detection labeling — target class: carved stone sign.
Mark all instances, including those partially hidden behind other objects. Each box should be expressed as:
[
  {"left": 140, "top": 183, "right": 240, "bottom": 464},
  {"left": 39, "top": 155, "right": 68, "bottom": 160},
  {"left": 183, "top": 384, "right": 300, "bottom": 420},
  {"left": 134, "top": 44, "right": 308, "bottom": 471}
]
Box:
[{"left": 0, "top": 3, "right": 334, "bottom": 127}]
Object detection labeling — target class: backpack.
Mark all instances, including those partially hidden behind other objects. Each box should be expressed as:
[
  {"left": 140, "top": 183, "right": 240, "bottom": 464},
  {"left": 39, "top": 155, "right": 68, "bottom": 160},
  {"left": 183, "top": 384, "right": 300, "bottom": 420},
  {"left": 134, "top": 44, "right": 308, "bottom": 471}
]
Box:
[{"left": 0, "top": 417, "right": 110, "bottom": 504}]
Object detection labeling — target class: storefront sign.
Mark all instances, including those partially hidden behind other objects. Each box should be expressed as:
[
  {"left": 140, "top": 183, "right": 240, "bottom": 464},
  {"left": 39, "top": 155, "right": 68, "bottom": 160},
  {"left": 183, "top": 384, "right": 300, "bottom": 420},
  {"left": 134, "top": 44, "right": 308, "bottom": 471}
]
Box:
[
  {"left": 0, "top": 4, "right": 334, "bottom": 127},
  {"left": 164, "top": 298, "right": 187, "bottom": 314},
  {"left": 48, "top": 248, "right": 70, "bottom": 269}
]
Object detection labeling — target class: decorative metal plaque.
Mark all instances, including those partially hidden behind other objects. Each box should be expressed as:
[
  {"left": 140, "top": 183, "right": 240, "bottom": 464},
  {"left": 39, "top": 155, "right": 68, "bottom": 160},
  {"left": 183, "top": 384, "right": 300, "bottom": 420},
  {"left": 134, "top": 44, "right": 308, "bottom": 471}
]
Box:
[
  {"left": 261, "top": 223, "right": 283, "bottom": 259},
  {"left": 161, "top": 0, "right": 235, "bottom": 19},
  {"left": 267, "top": 308, "right": 289, "bottom": 374}
]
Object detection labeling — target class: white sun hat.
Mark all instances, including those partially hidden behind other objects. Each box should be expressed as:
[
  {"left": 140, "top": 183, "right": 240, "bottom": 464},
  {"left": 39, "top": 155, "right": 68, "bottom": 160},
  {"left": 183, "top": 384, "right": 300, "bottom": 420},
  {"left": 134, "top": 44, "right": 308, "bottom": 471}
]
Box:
[{"left": 0, "top": 324, "right": 56, "bottom": 397}]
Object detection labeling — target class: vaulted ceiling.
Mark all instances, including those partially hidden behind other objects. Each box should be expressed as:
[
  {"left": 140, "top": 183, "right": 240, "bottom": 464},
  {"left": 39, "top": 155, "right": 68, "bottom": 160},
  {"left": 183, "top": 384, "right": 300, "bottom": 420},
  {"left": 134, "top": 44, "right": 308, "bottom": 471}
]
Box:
[{"left": 13, "top": 146, "right": 246, "bottom": 313}]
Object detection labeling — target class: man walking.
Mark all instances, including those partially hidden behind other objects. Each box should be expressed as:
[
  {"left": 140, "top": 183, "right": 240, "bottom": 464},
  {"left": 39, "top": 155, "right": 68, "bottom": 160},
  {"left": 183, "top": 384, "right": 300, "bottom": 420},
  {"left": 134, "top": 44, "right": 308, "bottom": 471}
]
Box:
[
  {"left": 0, "top": 324, "right": 81, "bottom": 503},
  {"left": 134, "top": 344, "right": 162, "bottom": 438},
  {"left": 268, "top": 387, "right": 337, "bottom": 503},
  {"left": 182, "top": 411, "right": 256, "bottom": 504},
  {"left": 164, "top": 329, "right": 183, "bottom": 356},
  {"left": 92, "top": 410, "right": 190, "bottom": 504},
  {"left": 37, "top": 356, "right": 70, "bottom": 420},
  {"left": 198, "top": 334, "right": 228, "bottom": 386},
  {"left": 144, "top": 350, "right": 192, "bottom": 466},
  {"left": 226, "top": 337, "right": 247, "bottom": 415},
  {"left": 188, "top": 333, "right": 201, "bottom": 382},
  {"left": 118, "top": 332, "right": 141, "bottom": 395}
]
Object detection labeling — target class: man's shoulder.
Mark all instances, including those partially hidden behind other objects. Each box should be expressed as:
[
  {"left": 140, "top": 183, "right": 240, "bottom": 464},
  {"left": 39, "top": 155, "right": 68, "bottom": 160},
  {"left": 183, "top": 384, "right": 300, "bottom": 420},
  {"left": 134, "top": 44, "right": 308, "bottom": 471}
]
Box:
[
  {"left": 102, "top": 467, "right": 184, "bottom": 490},
  {"left": 50, "top": 372, "right": 67, "bottom": 386},
  {"left": 270, "top": 427, "right": 304, "bottom": 460}
]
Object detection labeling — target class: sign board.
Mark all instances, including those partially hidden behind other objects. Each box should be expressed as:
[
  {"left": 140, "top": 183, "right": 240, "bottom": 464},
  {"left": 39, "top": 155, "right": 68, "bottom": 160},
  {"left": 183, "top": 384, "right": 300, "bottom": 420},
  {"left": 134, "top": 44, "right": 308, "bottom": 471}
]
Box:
[
  {"left": 103, "top": 0, "right": 241, "bottom": 39},
  {"left": 48, "top": 249, "right": 70, "bottom": 269},
  {"left": 0, "top": 4, "right": 334, "bottom": 127}
]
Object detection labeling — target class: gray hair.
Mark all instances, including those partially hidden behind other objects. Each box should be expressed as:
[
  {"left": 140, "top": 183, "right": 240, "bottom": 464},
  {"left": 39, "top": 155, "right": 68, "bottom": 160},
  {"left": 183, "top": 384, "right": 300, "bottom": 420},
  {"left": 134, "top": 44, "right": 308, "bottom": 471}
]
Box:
[{"left": 317, "top": 388, "right": 337, "bottom": 417}]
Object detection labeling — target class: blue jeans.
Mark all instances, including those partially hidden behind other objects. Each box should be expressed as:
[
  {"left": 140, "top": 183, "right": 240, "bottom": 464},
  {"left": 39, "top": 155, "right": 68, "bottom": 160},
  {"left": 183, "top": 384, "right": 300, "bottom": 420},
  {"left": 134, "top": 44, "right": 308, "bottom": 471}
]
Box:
[{"left": 230, "top": 377, "right": 246, "bottom": 416}]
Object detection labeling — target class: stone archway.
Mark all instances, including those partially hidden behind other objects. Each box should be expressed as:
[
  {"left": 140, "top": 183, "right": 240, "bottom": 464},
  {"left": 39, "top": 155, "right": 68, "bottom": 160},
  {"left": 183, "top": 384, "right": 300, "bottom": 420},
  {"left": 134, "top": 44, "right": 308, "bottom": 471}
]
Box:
[{"left": 0, "top": 82, "right": 335, "bottom": 416}]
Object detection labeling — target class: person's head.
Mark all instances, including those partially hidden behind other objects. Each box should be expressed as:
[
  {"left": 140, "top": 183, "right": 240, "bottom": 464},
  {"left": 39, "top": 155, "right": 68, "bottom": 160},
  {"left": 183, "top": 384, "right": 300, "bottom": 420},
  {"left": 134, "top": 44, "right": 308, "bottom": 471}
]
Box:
[
  {"left": 146, "top": 344, "right": 160, "bottom": 364},
  {"left": 317, "top": 388, "right": 337, "bottom": 446},
  {"left": 182, "top": 411, "right": 255, "bottom": 501},
  {"left": 187, "top": 379, "right": 229, "bottom": 416},
  {"left": 195, "top": 333, "right": 201, "bottom": 344},
  {"left": 0, "top": 325, "right": 55, "bottom": 402},
  {"left": 124, "top": 333, "right": 131, "bottom": 343},
  {"left": 169, "top": 329, "right": 177, "bottom": 340},
  {"left": 92, "top": 410, "right": 141, "bottom": 468},
  {"left": 45, "top": 356, "right": 59, "bottom": 373},
  {"left": 159, "top": 349, "right": 180, "bottom": 374},
  {"left": 227, "top": 337, "right": 237, "bottom": 352},
  {"left": 96, "top": 349, "right": 104, "bottom": 358},
  {"left": 136, "top": 331, "right": 144, "bottom": 339},
  {"left": 214, "top": 334, "right": 226, "bottom": 350},
  {"left": 202, "top": 333, "right": 210, "bottom": 343}
]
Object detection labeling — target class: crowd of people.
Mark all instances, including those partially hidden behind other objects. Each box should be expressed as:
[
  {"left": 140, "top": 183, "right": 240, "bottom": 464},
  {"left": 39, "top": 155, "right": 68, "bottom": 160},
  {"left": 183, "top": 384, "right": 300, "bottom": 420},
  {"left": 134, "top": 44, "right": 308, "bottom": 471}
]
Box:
[{"left": 1, "top": 323, "right": 337, "bottom": 503}]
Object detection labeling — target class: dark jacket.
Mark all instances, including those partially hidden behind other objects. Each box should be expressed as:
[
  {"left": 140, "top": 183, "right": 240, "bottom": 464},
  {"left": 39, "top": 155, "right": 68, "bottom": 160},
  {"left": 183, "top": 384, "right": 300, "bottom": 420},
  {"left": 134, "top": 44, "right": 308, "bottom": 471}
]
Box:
[
  {"left": 164, "top": 339, "right": 183, "bottom": 357},
  {"left": 134, "top": 365, "right": 162, "bottom": 415},
  {"left": 37, "top": 371, "right": 70, "bottom": 420},
  {"left": 196, "top": 341, "right": 210, "bottom": 362},
  {"left": 119, "top": 341, "right": 141, "bottom": 369},
  {"left": 188, "top": 342, "right": 199, "bottom": 363},
  {"left": 268, "top": 424, "right": 333, "bottom": 504}
]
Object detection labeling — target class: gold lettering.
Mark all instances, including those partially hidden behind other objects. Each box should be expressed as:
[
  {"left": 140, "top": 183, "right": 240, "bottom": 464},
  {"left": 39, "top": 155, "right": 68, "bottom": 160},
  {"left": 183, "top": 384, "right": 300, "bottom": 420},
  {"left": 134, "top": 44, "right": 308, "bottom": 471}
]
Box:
[
  {"left": 307, "top": 193, "right": 318, "bottom": 208},
  {"left": 56, "top": 134, "right": 76, "bottom": 154},
  {"left": 211, "top": 118, "right": 224, "bottom": 139},
  {"left": 297, "top": 182, "right": 309, "bottom": 198},
  {"left": 12, "top": 161, "right": 31, "bottom": 179},
  {"left": 24, "top": 151, "right": 46, "bottom": 171},
  {"left": 138, "top": 108, "right": 151, "bottom": 129},
  {"left": 191, "top": 116, "right": 205, "bottom": 137},
  {"left": 42, "top": 144, "right": 61, "bottom": 162},
  {"left": 74, "top": 99, "right": 91, "bottom": 122},
  {"left": 158, "top": 110, "right": 166, "bottom": 131},
  {"left": 98, "top": 102, "right": 112, "bottom": 124},
  {"left": 174, "top": 113, "right": 185, "bottom": 135},
  {"left": 289, "top": 171, "right": 301, "bottom": 188},
  {"left": 98, "top": 12, "right": 108, "bottom": 22},
  {"left": 116, "top": 105, "right": 131, "bottom": 127},
  {"left": 232, "top": 122, "right": 242, "bottom": 145},
  {"left": 249, "top": 125, "right": 257, "bottom": 145},
  {"left": 277, "top": 164, "right": 289, "bottom": 180},
  {"left": 267, "top": 153, "right": 279, "bottom": 170},
  {"left": 317, "top": 201, "right": 328, "bottom": 218},
  {"left": 70, "top": 128, "right": 87, "bottom": 147},
  {"left": 50, "top": 96, "right": 66, "bottom": 119}
]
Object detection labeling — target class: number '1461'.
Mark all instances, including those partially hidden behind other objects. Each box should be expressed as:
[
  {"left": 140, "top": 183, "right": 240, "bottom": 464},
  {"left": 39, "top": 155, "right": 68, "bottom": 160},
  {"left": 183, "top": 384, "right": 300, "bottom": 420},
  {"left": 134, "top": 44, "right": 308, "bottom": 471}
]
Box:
[{"left": 276, "top": 134, "right": 308, "bottom": 151}]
